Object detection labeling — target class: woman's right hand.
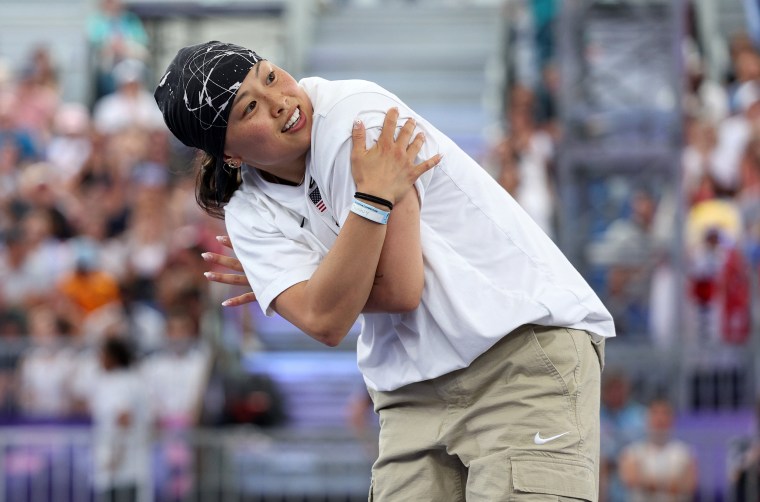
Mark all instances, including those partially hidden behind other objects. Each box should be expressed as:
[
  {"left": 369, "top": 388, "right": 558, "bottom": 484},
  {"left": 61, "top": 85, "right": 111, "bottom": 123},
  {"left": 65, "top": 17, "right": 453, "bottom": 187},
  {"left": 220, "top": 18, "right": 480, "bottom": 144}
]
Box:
[
  {"left": 350, "top": 107, "right": 441, "bottom": 206},
  {"left": 202, "top": 235, "right": 257, "bottom": 307}
]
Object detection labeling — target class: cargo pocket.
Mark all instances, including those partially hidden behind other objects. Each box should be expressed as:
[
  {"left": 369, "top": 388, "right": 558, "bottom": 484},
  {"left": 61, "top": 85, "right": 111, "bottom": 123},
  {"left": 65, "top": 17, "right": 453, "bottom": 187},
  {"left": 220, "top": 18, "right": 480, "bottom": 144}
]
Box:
[{"left": 510, "top": 457, "right": 596, "bottom": 501}]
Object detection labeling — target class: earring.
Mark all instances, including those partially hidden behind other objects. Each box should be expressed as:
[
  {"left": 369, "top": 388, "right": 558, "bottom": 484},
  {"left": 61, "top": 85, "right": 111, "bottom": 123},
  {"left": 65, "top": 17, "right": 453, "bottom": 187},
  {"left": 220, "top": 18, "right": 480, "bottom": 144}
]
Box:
[{"left": 222, "top": 161, "right": 237, "bottom": 176}]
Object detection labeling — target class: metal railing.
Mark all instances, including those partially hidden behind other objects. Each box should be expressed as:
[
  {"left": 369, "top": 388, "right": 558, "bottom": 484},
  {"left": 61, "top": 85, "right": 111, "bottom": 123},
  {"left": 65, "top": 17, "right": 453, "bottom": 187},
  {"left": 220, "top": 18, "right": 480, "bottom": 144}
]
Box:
[
  {"left": 0, "top": 421, "right": 754, "bottom": 501},
  {"left": 0, "top": 425, "right": 375, "bottom": 502}
]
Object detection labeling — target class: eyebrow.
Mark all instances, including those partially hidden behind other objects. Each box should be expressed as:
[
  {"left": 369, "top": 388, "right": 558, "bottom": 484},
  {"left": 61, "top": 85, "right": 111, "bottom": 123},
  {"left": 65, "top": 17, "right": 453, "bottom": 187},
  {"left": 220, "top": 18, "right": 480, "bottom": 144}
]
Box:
[{"left": 232, "top": 62, "right": 267, "bottom": 113}]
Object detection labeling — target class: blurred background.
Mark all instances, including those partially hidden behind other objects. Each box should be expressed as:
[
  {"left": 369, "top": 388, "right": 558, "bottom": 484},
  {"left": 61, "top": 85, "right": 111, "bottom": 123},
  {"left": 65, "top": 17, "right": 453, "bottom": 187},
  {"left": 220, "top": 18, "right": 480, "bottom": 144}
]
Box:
[{"left": 0, "top": 0, "right": 758, "bottom": 500}]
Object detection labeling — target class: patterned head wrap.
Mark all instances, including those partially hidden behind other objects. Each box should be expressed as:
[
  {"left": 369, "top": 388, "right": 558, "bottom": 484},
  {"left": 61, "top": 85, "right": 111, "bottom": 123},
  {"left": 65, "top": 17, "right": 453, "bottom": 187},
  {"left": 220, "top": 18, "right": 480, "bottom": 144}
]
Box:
[{"left": 154, "top": 41, "right": 264, "bottom": 158}]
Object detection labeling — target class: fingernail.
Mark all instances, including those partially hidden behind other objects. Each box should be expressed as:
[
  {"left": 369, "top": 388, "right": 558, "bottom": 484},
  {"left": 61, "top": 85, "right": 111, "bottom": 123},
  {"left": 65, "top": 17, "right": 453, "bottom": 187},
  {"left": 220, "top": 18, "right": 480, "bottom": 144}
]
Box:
[
  {"left": 221, "top": 300, "right": 231, "bottom": 307},
  {"left": 216, "top": 236, "right": 227, "bottom": 243},
  {"left": 204, "top": 272, "right": 213, "bottom": 279},
  {"left": 201, "top": 253, "right": 212, "bottom": 260},
  {"left": 353, "top": 119, "right": 362, "bottom": 128}
]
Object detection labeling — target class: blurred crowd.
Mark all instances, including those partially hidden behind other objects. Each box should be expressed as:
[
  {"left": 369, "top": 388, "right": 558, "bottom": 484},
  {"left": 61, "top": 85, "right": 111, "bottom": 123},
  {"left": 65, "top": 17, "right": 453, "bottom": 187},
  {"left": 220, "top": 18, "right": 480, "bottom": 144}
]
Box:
[
  {"left": 486, "top": 1, "right": 758, "bottom": 351},
  {"left": 0, "top": 0, "right": 291, "bottom": 436},
  {"left": 0, "top": 0, "right": 292, "bottom": 497}
]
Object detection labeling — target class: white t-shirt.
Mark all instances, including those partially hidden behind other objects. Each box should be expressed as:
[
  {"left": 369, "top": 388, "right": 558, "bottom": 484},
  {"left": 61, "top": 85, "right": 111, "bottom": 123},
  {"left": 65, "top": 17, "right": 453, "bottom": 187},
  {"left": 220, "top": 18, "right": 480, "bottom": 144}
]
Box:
[
  {"left": 622, "top": 439, "right": 696, "bottom": 502},
  {"left": 225, "top": 77, "right": 615, "bottom": 391},
  {"left": 140, "top": 344, "right": 210, "bottom": 423},
  {"left": 18, "top": 345, "right": 74, "bottom": 416},
  {"left": 92, "top": 90, "right": 166, "bottom": 135}
]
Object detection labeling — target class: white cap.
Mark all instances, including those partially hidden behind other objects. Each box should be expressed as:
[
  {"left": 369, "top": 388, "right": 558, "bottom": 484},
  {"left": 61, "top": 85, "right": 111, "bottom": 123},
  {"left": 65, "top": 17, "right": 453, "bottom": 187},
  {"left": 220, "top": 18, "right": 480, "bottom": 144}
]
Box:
[{"left": 113, "top": 58, "right": 146, "bottom": 86}]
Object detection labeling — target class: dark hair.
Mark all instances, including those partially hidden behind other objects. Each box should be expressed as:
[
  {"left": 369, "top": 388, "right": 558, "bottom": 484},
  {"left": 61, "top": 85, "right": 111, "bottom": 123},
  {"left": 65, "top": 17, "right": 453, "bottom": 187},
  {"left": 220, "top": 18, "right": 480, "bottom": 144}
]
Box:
[
  {"left": 195, "top": 152, "right": 242, "bottom": 219},
  {"left": 102, "top": 337, "right": 135, "bottom": 368}
]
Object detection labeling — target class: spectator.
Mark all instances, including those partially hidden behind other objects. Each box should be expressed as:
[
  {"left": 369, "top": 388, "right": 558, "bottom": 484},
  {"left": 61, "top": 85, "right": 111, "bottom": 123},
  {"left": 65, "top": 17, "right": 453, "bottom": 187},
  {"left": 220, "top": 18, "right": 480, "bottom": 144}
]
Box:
[
  {"left": 121, "top": 158, "right": 172, "bottom": 303},
  {"left": 683, "top": 37, "right": 729, "bottom": 124},
  {"left": 685, "top": 196, "right": 750, "bottom": 346},
  {"left": 46, "top": 102, "right": 93, "bottom": 189},
  {"left": 492, "top": 136, "right": 520, "bottom": 197},
  {"left": 0, "top": 91, "right": 40, "bottom": 164},
  {"left": 221, "top": 372, "right": 285, "bottom": 428},
  {"left": 682, "top": 116, "right": 720, "bottom": 207},
  {"left": 141, "top": 309, "right": 211, "bottom": 428},
  {"left": 141, "top": 309, "right": 211, "bottom": 500},
  {"left": 16, "top": 304, "right": 74, "bottom": 419},
  {"left": 505, "top": 85, "right": 556, "bottom": 238},
  {"left": 57, "top": 242, "right": 121, "bottom": 319},
  {"left": 726, "top": 44, "right": 760, "bottom": 114},
  {"left": 714, "top": 80, "right": 760, "bottom": 195},
  {"left": 17, "top": 161, "right": 76, "bottom": 240},
  {"left": 5, "top": 208, "right": 73, "bottom": 308},
  {"left": 13, "top": 47, "right": 61, "bottom": 147},
  {"left": 71, "top": 132, "right": 131, "bottom": 240},
  {"left": 618, "top": 398, "right": 698, "bottom": 502},
  {"left": 87, "top": 0, "right": 149, "bottom": 101},
  {"left": 738, "top": 128, "right": 760, "bottom": 270},
  {"left": 0, "top": 226, "right": 36, "bottom": 309},
  {"left": 91, "top": 336, "right": 151, "bottom": 502},
  {"left": 599, "top": 369, "right": 647, "bottom": 502},
  {"left": 728, "top": 399, "right": 760, "bottom": 501},
  {"left": 589, "top": 188, "right": 663, "bottom": 337},
  {"left": 92, "top": 58, "right": 165, "bottom": 136}
]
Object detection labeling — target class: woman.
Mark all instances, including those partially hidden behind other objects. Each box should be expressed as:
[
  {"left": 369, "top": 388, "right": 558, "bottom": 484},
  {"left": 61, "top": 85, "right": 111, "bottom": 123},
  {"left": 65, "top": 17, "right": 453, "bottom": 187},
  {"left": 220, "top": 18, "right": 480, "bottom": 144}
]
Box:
[{"left": 155, "top": 40, "right": 614, "bottom": 501}]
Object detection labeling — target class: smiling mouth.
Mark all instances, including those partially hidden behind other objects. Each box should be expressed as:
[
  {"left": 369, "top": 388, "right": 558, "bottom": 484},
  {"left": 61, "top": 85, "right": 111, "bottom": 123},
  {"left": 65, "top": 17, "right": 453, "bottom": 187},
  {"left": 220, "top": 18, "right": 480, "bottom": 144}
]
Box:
[{"left": 282, "top": 107, "right": 301, "bottom": 132}]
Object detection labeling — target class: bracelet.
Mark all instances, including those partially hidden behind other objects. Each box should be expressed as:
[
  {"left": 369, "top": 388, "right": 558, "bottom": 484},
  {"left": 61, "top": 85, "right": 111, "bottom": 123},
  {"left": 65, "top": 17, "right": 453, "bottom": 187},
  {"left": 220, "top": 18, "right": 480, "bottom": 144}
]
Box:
[
  {"left": 351, "top": 199, "right": 390, "bottom": 224},
  {"left": 354, "top": 192, "right": 393, "bottom": 211}
]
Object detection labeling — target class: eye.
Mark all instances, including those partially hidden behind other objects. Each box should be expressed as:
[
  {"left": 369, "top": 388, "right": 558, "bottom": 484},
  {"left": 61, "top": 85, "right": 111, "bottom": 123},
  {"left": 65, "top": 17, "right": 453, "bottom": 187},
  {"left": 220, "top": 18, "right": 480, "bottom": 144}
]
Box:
[
  {"left": 244, "top": 101, "right": 256, "bottom": 115},
  {"left": 267, "top": 71, "right": 275, "bottom": 84}
]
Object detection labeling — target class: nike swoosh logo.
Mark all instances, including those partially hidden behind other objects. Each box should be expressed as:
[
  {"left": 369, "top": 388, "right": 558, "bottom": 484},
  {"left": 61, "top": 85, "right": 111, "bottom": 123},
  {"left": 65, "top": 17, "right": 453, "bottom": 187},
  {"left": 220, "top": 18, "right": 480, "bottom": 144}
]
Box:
[{"left": 533, "top": 431, "right": 570, "bottom": 445}]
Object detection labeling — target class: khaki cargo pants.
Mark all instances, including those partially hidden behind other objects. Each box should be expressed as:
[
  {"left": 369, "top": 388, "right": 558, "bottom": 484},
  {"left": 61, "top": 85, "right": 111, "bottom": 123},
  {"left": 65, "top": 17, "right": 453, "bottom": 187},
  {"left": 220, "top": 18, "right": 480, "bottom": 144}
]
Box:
[{"left": 367, "top": 324, "right": 605, "bottom": 501}]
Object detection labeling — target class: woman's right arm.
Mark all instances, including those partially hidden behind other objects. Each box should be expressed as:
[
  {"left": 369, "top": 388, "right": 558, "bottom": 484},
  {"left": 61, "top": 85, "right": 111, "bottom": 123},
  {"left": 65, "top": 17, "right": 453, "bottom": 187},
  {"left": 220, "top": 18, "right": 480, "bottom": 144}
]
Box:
[{"left": 205, "top": 188, "right": 424, "bottom": 314}]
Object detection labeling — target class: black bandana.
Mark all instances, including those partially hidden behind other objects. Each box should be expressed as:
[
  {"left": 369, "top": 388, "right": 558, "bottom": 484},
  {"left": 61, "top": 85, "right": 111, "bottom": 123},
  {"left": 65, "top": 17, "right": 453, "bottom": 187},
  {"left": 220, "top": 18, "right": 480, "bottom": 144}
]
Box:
[{"left": 154, "top": 41, "right": 264, "bottom": 158}]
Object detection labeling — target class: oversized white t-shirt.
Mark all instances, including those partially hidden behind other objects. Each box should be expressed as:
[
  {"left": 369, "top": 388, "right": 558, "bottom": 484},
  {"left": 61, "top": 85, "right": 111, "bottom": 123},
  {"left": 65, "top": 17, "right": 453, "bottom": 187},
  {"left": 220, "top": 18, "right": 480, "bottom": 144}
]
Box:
[{"left": 225, "top": 77, "right": 615, "bottom": 392}]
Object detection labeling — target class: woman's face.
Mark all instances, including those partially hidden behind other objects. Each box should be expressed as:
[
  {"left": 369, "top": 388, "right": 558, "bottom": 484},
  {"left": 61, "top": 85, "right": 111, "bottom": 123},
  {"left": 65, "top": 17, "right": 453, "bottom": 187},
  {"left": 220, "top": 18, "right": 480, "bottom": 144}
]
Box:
[{"left": 224, "top": 61, "right": 313, "bottom": 180}]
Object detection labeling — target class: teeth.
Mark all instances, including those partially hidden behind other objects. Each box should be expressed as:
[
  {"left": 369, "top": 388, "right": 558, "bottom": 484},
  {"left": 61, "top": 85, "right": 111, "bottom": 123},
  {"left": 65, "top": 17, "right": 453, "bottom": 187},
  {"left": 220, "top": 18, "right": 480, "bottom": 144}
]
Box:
[{"left": 282, "top": 107, "right": 300, "bottom": 132}]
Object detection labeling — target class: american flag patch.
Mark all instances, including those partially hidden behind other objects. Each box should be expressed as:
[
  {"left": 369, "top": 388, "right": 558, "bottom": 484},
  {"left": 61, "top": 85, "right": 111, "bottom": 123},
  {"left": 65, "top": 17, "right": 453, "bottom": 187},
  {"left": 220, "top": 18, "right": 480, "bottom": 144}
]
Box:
[{"left": 309, "top": 184, "right": 326, "bottom": 213}]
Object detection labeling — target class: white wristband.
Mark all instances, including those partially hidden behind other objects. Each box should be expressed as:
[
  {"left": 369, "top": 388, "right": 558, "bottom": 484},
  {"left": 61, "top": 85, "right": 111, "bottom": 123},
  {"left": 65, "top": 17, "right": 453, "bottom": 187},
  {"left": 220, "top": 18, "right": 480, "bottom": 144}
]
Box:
[{"left": 351, "top": 198, "right": 390, "bottom": 224}]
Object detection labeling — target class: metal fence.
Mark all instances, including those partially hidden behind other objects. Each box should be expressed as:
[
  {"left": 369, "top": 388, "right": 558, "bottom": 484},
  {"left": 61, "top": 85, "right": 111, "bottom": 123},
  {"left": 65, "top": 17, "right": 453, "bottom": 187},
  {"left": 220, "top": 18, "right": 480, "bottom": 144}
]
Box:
[
  {"left": 0, "top": 426, "right": 375, "bottom": 502},
  {"left": 0, "top": 422, "right": 756, "bottom": 501}
]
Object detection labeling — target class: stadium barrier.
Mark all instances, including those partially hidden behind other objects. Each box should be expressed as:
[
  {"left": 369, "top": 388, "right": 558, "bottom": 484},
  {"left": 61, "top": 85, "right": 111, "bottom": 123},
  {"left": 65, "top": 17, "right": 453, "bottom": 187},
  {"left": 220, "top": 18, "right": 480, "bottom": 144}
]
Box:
[{"left": 0, "top": 425, "right": 375, "bottom": 502}]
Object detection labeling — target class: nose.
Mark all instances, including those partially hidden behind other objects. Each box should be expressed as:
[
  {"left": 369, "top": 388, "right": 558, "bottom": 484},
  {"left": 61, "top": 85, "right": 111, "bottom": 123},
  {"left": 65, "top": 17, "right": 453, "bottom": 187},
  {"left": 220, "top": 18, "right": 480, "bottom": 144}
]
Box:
[{"left": 270, "top": 96, "right": 287, "bottom": 117}]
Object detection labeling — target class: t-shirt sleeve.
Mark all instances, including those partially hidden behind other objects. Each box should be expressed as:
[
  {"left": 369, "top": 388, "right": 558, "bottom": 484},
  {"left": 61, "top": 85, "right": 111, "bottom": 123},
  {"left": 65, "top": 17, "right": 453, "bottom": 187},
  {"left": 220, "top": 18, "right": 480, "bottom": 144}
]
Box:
[
  {"left": 224, "top": 203, "right": 323, "bottom": 316},
  {"left": 319, "top": 93, "right": 441, "bottom": 225}
]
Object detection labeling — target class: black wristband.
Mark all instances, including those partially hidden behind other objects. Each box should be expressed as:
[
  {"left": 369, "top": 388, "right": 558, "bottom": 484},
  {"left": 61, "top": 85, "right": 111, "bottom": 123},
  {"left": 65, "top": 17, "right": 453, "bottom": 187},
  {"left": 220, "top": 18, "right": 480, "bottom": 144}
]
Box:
[{"left": 354, "top": 192, "right": 393, "bottom": 210}]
